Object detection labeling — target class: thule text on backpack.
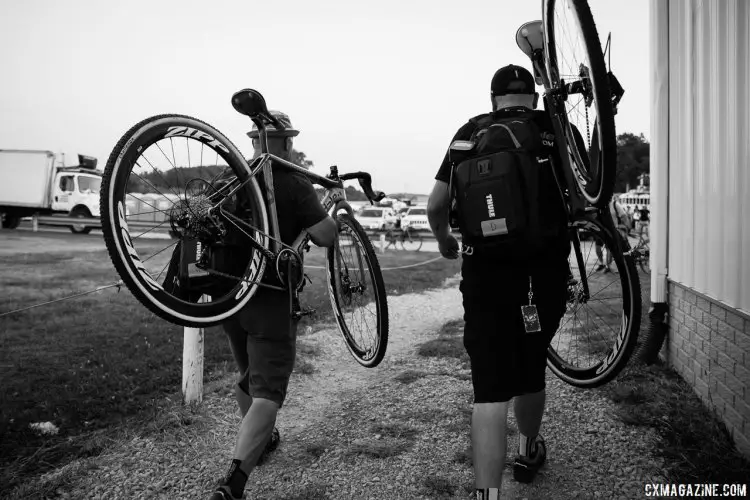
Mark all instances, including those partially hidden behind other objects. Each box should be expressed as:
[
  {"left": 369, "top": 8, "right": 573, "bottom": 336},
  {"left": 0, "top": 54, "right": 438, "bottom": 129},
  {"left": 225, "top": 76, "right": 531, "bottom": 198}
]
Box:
[{"left": 486, "top": 194, "right": 495, "bottom": 218}]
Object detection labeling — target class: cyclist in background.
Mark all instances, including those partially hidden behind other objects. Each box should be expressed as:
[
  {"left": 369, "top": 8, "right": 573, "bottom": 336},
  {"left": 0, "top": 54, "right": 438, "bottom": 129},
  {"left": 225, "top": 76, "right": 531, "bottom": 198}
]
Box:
[{"left": 595, "top": 195, "right": 630, "bottom": 273}]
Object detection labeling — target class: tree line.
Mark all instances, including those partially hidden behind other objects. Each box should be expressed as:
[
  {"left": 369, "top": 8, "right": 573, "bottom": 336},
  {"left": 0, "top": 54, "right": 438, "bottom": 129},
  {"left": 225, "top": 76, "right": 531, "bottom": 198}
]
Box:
[
  {"left": 127, "top": 132, "right": 649, "bottom": 198},
  {"left": 126, "top": 148, "right": 369, "bottom": 200},
  {"left": 615, "top": 132, "right": 649, "bottom": 192}
]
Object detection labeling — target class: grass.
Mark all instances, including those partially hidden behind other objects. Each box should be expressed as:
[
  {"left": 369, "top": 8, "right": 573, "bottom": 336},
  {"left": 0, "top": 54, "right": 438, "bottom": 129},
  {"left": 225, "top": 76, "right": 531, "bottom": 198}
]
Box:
[
  {"left": 0, "top": 233, "right": 459, "bottom": 495},
  {"left": 599, "top": 270, "right": 750, "bottom": 485},
  {"left": 600, "top": 361, "right": 750, "bottom": 485},
  {"left": 415, "top": 319, "right": 469, "bottom": 366},
  {"left": 298, "top": 245, "right": 461, "bottom": 326},
  {"left": 421, "top": 474, "right": 458, "bottom": 497}
]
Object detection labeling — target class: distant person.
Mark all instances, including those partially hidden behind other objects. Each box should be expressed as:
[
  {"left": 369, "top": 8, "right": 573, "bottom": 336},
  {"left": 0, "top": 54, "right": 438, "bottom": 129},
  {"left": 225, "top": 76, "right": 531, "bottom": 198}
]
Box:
[
  {"left": 637, "top": 205, "right": 650, "bottom": 237},
  {"left": 427, "top": 63, "right": 571, "bottom": 498},
  {"left": 208, "top": 111, "right": 338, "bottom": 500},
  {"left": 595, "top": 196, "right": 630, "bottom": 273}
]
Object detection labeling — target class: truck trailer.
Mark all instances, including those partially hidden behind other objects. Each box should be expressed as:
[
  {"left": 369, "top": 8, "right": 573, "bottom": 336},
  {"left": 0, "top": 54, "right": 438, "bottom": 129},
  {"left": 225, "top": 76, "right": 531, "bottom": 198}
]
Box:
[{"left": 0, "top": 149, "right": 102, "bottom": 234}]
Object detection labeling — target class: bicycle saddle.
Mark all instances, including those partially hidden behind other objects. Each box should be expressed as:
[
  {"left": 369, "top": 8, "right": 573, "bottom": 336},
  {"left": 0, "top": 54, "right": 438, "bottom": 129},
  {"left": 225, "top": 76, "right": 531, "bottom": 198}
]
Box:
[
  {"left": 231, "top": 89, "right": 269, "bottom": 119},
  {"left": 516, "top": 20, "right": 544, "bottom": 58},
  {"left": 515, "top": 21, "right": 545, "bottom": 86}
]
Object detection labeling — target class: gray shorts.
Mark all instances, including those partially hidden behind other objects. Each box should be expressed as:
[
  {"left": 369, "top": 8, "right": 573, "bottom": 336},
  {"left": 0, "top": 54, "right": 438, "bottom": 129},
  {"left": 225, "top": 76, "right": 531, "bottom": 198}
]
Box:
[{"left": 223, "top": 288, "right": 299, "bottom": 407}]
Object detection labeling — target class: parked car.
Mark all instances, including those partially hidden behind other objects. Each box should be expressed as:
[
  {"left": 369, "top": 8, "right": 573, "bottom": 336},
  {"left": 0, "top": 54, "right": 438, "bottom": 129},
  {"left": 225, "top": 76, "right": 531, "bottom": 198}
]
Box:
[
  {"left": 401, "top": 206, "right": 429, "bottom": 231},
  {"left": 356, "top": 206, "right": 397, "bottom": 230}
]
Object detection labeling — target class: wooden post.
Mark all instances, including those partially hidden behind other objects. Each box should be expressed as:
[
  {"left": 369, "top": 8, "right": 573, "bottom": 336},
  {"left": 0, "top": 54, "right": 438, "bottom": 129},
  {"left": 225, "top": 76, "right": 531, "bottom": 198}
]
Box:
[
  {"left": 182, "top": 295, "right": 208, "bottom": 404},
  {"left": 32, "top": 214, "right": 38, "bottom": 232},
  {"left": 379, "top": 233, "right": 386, "bottom": 254}
]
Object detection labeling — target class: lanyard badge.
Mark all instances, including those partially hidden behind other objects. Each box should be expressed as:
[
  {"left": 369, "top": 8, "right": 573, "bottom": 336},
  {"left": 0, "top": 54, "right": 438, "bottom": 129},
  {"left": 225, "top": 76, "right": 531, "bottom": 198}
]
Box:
[{"left": 521, "top": 276, "right": 542, "bottom": 333}]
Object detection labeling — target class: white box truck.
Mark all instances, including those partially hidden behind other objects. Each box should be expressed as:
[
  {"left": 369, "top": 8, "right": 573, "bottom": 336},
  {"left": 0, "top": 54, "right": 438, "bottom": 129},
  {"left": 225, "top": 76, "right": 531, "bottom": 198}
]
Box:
[{"left": 0, "top": 149, "right": 102, "bottom": 234}]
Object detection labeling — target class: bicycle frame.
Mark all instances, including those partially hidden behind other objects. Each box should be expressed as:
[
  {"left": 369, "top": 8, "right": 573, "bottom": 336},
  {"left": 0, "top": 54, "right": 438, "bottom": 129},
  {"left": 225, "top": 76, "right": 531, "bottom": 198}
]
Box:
[
  {"left": 524, "top": 41, "right": 628, "bottom": 262},
  {"left": 208, "top": 126, "right": 380, "bottom": 299},
  {"left": 527, "top": 48, "right": 596, "bottom": 220},
  {"left": 237, "top": 151, "right": 354, "bottom": 257}
]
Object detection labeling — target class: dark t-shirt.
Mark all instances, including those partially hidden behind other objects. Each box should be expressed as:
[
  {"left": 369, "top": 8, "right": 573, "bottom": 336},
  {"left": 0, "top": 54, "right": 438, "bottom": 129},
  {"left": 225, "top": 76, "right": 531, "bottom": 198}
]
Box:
[
  {"left": 270, "top": 167, "right": 329, "bottom": 245},
  {"left": 216, "top": 163, "right": 328, "bottom": 292}
]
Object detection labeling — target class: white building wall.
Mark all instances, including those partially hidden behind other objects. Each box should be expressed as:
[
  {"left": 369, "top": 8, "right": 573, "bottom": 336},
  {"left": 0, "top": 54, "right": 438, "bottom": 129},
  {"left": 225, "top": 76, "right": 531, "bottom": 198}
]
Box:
[{"left": 666, "top": 0, "right": 750, "bottom": 314}]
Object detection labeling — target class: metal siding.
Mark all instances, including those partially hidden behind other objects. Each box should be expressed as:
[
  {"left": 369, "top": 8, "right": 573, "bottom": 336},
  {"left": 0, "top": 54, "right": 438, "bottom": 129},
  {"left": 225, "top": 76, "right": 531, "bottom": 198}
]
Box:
[
  {"left": 740, "top": 0, "right": 750, "bottom": 313},
  {"left": 722, "top": 0, "right": 741, "bottom": 308},
  {"left": 704, "top": 0, "right": 720, "bottom": 299},
  {"left": 668, "top": 0, "right": 693, "bottom": 285},
  {"left": 666, "top": 0, "right": 750, "bottom": 313},
  {"left": 695, "top": 0, "right": 708, "bottom": 294}
]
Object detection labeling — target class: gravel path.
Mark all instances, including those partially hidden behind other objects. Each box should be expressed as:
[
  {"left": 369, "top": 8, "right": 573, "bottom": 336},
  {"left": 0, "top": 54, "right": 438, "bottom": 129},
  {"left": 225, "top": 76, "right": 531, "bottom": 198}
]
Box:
[{"left": 20, "top": 280, "right": 668, "bottom": 499}]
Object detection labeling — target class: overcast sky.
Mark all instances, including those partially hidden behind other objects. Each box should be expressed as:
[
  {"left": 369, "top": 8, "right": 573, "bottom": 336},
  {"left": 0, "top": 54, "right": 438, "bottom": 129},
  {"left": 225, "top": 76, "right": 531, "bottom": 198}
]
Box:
[{"left": 1, "top": 0, "right": 649, "bottom": 194}]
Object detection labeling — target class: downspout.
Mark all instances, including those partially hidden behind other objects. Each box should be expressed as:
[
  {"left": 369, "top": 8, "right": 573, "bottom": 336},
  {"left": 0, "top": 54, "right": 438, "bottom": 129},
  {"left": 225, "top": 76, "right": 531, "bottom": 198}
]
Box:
[{"left": 639, "top": 0, "right": 671, "bottom": 363}]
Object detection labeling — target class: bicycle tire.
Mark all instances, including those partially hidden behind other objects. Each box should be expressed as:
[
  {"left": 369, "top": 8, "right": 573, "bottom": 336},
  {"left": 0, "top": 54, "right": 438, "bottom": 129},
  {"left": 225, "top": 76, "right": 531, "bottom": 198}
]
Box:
[
  {"left": 547, "top": 215, "right": 641, "bottom": 387},
  {"left": 100, "top": 114, "right": 270, "bottom": 327},
  {"left": 639, "top": 250, "right": 650, "bottom": 274},
  {"left": 326, "top": 213, "right": 389, "bottom": 367},
  {"left": 544, "top": 0, "right": 617, "bottom": 208},
  {"left": 400, "top": 231, "right": 423, "bottom": 252}
]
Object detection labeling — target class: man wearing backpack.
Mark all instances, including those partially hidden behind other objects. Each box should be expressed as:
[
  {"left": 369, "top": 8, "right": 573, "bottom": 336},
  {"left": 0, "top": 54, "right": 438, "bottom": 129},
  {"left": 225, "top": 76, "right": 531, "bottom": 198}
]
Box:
[{"left": 427, "top": 64, "right": 570, "bottom": 498}]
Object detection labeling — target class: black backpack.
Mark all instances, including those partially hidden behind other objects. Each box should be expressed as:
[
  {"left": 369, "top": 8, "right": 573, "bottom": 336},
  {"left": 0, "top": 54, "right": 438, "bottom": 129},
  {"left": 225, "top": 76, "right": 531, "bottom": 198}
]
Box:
[{"left": 448, "top": 109, "right": 569, "bottom": 259}]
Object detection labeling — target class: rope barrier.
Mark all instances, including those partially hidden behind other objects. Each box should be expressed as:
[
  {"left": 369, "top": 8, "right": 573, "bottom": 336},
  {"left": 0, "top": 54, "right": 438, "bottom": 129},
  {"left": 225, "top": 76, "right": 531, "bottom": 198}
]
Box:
[
  {"left": 0, "top": 255, "right": 446, "bottom": 319},
  {"left": 304, "top": 255, "right": 444, "bottom": 271},
  {"left": 0, "top": 281, "right": 123, "bottom": 319}
]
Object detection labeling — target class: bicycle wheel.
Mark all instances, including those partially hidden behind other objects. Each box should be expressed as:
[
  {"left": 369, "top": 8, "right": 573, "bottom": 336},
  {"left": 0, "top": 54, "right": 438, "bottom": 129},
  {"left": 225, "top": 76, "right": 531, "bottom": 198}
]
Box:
[
  {"left": 544, "top": 0, "right": 617, "bottom": 207},
  {"left": 638, "top": 249, "right": 650, "bottom": 274},
  {"left": 100, "top": 114, "right": 270, "bottom": 327},
  {"left": 547, "top": 215, "right": 641, "bottom": 387},
  {"left": 326, "top": 213, "right": 389, "bottom": 367},
  {"left": 400, "top": 230, "right": 423, "bottom": 252}
]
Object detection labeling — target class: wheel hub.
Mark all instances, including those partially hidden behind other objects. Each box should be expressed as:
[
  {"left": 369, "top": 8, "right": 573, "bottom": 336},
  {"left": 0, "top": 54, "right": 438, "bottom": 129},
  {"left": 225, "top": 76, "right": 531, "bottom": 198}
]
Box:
[{"left": 169, "top": 179, "right": 227, "bottom": 239}]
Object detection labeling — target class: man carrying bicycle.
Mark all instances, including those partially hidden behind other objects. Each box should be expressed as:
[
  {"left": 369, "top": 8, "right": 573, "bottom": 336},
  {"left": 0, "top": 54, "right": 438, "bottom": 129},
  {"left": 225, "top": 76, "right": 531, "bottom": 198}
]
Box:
[
  {"left": 428, "top": 64, "right": 570, "bottom": 498},
  {"left": 210, "top": 111, "right": 338, "bottom": 500}
]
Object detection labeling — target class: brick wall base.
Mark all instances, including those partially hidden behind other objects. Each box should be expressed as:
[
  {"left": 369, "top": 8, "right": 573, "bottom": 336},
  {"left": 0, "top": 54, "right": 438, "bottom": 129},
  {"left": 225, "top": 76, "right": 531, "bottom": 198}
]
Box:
[{"left": 664, "top": 281, "right": 750, "bottom": 458}]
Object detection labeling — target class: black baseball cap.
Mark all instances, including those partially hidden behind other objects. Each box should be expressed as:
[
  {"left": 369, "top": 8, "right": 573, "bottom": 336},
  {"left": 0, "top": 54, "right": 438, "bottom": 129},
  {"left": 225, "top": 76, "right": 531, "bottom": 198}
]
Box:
[{"left": 491, "top": 64, "right": 535, "bottom": 96}]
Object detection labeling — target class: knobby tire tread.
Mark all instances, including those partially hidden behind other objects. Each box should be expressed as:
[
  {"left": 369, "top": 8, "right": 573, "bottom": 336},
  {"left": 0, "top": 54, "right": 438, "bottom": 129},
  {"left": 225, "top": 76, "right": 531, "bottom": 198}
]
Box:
[
  {"left": 328, "top": 213, "right": 389, "bottom": 368},
  {"left": 548, "top": 217, "right": 641, "bottom": 387},
  {"left": 100, "top": 114, "right": 266, "bottom": 327},
  {"left": 546, "top": 0, "right": 617, "bottom": 208}
]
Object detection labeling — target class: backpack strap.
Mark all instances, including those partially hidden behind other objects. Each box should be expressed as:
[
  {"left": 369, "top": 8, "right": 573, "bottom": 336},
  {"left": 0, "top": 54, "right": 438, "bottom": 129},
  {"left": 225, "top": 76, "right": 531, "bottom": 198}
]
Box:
[{"left": 485, "top": 123, "right": 522, "bottom": 148}]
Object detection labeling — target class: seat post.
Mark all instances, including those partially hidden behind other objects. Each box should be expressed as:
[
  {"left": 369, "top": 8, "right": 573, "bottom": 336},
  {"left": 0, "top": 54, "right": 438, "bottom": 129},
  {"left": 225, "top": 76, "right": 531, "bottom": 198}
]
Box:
[{"left": 257, "top": 124, "right": 269, "bottom": 154}]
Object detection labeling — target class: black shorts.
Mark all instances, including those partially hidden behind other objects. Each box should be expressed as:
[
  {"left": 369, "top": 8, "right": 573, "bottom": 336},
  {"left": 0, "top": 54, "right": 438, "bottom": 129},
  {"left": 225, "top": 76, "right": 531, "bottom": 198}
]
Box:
[
  {"left": 223, "top": 288, "right": 298, "bottom": 408},
  {"left": 460, "top": 255, "right": 569, "bottom": 403}
]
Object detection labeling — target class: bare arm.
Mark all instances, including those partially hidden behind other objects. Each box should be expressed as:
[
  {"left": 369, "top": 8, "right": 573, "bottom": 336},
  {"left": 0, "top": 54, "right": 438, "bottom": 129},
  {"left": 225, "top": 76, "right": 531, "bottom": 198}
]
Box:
[
  {"left": 427, "top": 180, "right": 451, "bottom": 241},
  {"left": 427, "top": 180, "right": 459, "bottom": 259},
  {"left": 306, "top": 216, "right": 338, "bottom": 248}
]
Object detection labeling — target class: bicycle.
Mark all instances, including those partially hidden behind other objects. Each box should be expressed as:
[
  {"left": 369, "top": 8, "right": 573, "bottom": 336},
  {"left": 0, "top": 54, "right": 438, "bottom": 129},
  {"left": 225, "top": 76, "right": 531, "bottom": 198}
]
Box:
[
  {"left": 399, "top": 225, "right": 423, "bottom": 252},
  {"left": 631, "top": 232, "right": 650, "bottom": 274},
  {"left": 383, "top": 223, "right": 423, "bottom": 252},
  {"left": 508, "top": 1, "right": 640, "bottom": 388},
  {"left": 99, "top": 89, "right": 389, "bottom": 368}
]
